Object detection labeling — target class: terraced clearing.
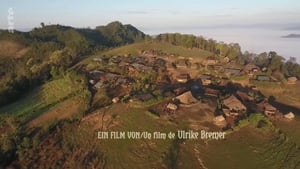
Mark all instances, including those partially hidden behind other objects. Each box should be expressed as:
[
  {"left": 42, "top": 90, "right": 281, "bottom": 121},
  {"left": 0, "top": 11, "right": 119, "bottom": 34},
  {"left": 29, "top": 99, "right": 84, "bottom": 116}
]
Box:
[{"left": 194, "top": 126, "right": 300, "bottom": 169}]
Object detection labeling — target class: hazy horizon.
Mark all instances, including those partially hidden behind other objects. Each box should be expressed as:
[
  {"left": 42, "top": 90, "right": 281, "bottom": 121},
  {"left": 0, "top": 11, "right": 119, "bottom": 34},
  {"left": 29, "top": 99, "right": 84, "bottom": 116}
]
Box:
[{"left": 1, "top": 0, "right": 300, "bottom": 61}]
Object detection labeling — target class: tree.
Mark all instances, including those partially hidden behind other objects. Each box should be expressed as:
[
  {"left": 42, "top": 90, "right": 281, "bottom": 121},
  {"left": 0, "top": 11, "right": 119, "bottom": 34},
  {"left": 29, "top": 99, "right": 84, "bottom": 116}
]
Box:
[
  {"left": 40, "top": 22, "right": 45, "bottom": 28},
  {"left": 268, "top": 51, "right": 284, "bottom": 71},
  {"left": 254, "top": 52, "right": 269, "bottom": 67}
]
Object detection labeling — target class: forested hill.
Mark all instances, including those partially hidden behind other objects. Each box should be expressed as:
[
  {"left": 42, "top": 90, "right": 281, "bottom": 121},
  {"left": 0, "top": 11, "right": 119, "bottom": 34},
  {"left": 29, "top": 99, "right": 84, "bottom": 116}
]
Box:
[
  {"left": 96, "top": 21, "right": 147, "bottom": 46},
  {"left": 0, "top": 21, "right": 146, "bottom": 106},
  {"left": 155, "top": 33, "right": 241, "bottom": 60}
]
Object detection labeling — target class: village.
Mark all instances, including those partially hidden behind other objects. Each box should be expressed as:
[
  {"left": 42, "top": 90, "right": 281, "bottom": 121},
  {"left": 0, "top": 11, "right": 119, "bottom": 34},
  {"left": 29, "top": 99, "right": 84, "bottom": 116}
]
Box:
[{"left": 86, "top": 50, "right": 298, "bottom": 130}]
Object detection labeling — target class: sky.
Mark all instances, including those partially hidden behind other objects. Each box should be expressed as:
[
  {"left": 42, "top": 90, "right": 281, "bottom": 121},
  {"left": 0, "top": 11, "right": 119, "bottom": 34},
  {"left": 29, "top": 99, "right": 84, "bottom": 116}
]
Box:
[{"left": 1, "top": 0, "right": 300, "bottom": 33}]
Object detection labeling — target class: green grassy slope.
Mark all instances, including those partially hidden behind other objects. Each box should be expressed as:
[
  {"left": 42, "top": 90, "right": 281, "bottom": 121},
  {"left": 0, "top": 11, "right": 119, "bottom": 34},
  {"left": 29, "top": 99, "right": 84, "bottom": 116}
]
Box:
[{"left": 0, "top": 72, "right": 90, "bottom": 124}]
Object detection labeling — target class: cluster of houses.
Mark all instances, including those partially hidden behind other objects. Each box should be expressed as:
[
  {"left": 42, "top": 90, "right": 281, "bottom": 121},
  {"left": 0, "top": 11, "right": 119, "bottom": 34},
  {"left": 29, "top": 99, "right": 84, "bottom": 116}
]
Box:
[
  {"left": 167, "top": 55, "right": 299, "bottom": 83},
  {"left": 214, "top": 89, "right": 296, "bottom": 128},
  {"left": 88, "top": 54, "right": 168, "bottom": 89},
  {"left": 162, "top": 72, "right": 296, "bottom": 128},
  {"left": 87, "top": 52, "right": 297, "bottom": 130}
]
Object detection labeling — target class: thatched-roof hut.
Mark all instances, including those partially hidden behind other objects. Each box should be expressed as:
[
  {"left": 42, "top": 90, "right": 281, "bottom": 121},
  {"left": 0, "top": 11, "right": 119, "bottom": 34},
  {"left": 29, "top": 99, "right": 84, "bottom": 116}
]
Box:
[
  {"left": 243, "top": 63, "right": 259, "bottom": 73},
  {"left": 176, "top": 73, "right": 190, "bottom": 83},
  {"left": 204, "top": 88, "right": 220, "bottom": 97},
  {"left": 112, "top": 97, "right": 120, "bottom": 103},
  {"left": 213, "top": 115, "right": 227, "bottom": 127},
  {"left": 287, "top": 77, "right": 297, "bottom": 85},
  {"left": 236, "top": 91, "right": 253, "bottom": 103},
  {"left": 264, "top": 103, "right": 277, "bottom": 116},
  {"left": 284, "top": 112, "right": 295, "bottom": 120},
  {"left": 175, "top": 91, "right": 198, "bottom": 104},
  {"left": 166, "top": 103, "right": 178, "bottom": 111},
  {"left": 223, "top": 95, "right": 246, "bottom": 112}
]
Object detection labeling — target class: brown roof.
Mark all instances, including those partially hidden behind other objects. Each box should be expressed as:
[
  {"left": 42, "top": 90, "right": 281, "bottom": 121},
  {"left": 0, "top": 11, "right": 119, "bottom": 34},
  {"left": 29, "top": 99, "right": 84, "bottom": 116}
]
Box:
[
  {"left": 175, "top": 91, "right": 198, "bottom": 104},
  {"left": 176, "top": 74, "right": 190, "bottom": 83},
  {"left": 166, "top": 103, "right": 178, "bottom": 110},
  {"left": 243, "top": 63, "right": 259, "bottom": 72},
  {"left": 264, "top": 103, "right": 277, "bottom": 111},
  {"left": 223, "top": 95, "right": 246, "bottom": 111},
  {"left": 204, "top": 88, "right": 220, "bottom": 97},
  {"left": 288, "top": 77, "right": 297, "bottom": 82},
  {"left": 214, "top": 115, "right": 226, "bottom": 122},
  {"left": 284, "top": 112, "right": 295, "bottom": 119},
  {"left": 236, "top": 91, "right": 253, "bottom": 102},
  {"left": 174, "top": 87, "right": 188, "bottom": 95}
]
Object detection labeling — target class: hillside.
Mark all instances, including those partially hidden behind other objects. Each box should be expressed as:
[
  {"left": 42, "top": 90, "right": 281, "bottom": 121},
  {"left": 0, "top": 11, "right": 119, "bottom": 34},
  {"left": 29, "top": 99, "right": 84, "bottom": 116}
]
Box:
[
  {"left": 0, "top": 21, "right": 146, "bottom": 107},
  {"left": 0, "top": 40, "right": 29, "bottom": 58},
  {"left": 1, "top": 21, "right": 300, "bottom": 169}
]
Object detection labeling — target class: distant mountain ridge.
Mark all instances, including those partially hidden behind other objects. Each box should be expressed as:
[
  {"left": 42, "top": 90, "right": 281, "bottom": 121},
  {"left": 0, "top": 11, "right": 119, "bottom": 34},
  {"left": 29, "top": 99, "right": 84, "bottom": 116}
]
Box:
[
  {"left": 282, "top": 34, "right": 300, "bottom": 38},
  {"left": 0, "top": 21, "right": 147, "bottom": 51}
]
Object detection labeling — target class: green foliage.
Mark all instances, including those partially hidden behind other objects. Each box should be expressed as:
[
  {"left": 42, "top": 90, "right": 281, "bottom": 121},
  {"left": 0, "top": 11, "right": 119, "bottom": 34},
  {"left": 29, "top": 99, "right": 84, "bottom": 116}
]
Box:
[
  {"left": 237, "top": 113, "right": 274, "bottom": 130},
  {"left": 0, "top": 21, "right": 147, "bottom": 106},
  {"left": 91, "top": 88, "right": 112, "bottom": 110},
  {"left": 156, "top": 33, "right": 242, "bottom": 59},
  {"left": 0, "top": 30, "right": 32, "bottom": 45},
  {"left": 239, "top": 51, "right": 300, "bottom": 78},
  {"left": 248, "top": 113, "right": 271, "bottom": 128},
  {"left": 96, "top": 21, "right": 146, "bottom": 46},
  {"left": 132, "top": 71, "right": 158, "bottom": 92},
  {"left": 268, "top": 51, "right": 285, "bottom": 71},
  {"left": 0, "top": 71, "right": 91, "bottom": 123}
]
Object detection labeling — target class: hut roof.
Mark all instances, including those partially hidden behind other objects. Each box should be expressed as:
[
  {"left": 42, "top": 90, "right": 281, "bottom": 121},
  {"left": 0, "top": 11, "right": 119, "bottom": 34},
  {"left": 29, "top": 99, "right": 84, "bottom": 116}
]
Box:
[
  {"left": 175, "top": 91, "right": 198, "bottom": 104},
  {"left": 176, "top": 74, "right": 190, "bottom": 83},
  {"left": 204, "top": 88, "right": 220, "bottom": 97},
  {"left": 243, "top": 63, "right": 259, "bottom": 72},
  {"left": 288, "top": 77, "right": 297, "bottom": 82},
  {"left": 213, "top": 115, "right": 227, "bottom": 127},
  {"left": 166, "top": 103, "right": 178, "bottom": 110},
  {"left": 223, "top": 95, "right": 246, "bottom": 111},
  {"left": 214, "top": 115, "right": 226, "bottom": 123},
  {"left": 173, "top": 87, "right": 188, "bottom": 95},
  {"left": 257, "top": 75, "right": 270, "bottom": 81},
  {"left": 236, "top": 91, "right": 253, "bottom": 102},
  {"left": 284, "top": 112, "right": 295, "bottom": 119},
  {"left": 264, "top": 103, "right": 277, "bottom": 111}
]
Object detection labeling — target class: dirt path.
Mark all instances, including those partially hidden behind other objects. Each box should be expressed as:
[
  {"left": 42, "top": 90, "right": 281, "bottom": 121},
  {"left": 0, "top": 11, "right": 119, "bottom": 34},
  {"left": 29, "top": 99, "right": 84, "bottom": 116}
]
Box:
[{"left": 194, "top": 146, "right": 208, "bottom": 169}]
